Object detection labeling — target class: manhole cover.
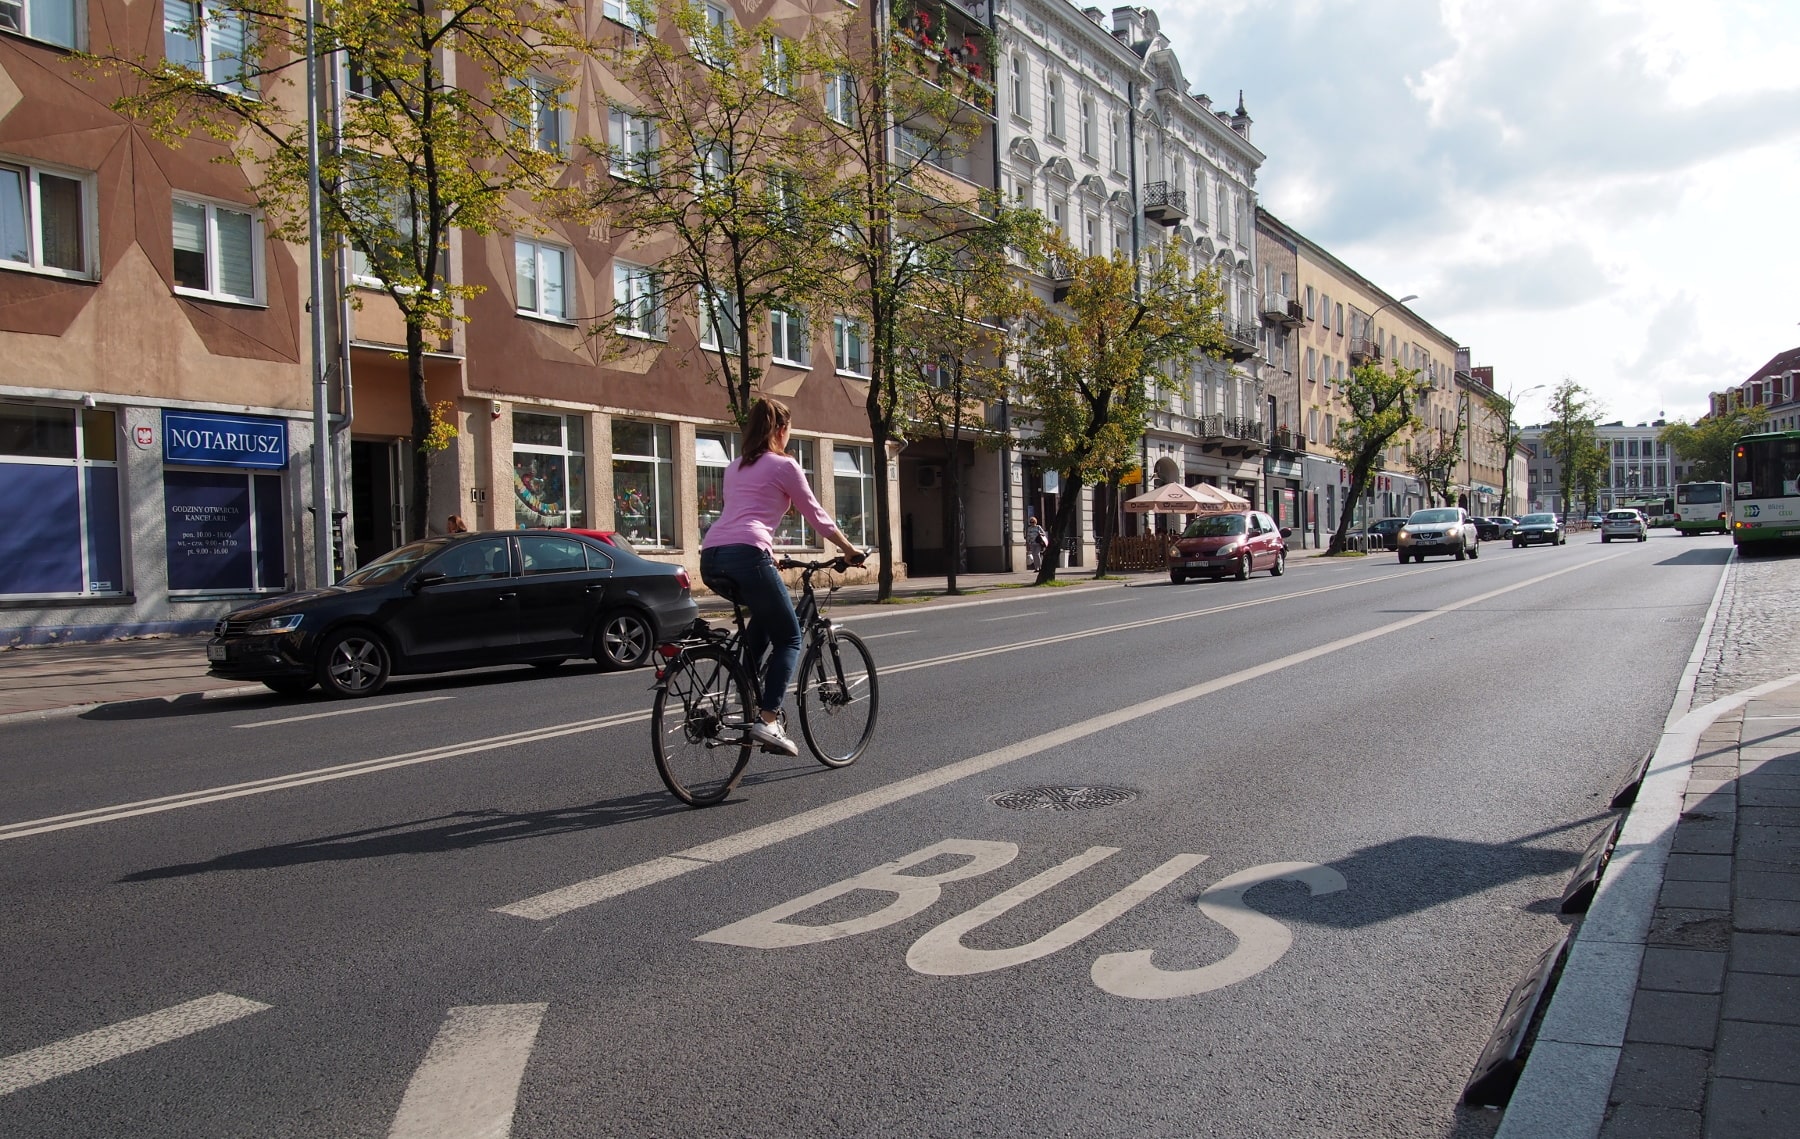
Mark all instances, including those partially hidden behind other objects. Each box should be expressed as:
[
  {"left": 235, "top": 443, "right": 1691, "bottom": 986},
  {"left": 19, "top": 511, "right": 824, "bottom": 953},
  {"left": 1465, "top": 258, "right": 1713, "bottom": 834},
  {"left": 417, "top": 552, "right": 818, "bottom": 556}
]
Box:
[{"left": 988, "top": 786, "right": 1137, "bottom": 811}]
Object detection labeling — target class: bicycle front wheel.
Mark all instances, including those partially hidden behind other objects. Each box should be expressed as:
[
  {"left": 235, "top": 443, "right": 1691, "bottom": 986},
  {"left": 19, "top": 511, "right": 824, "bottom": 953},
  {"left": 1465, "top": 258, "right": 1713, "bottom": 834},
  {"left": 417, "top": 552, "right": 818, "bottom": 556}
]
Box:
[
  {"left": 651, "top": 644, "right": 753, "bottom": 806},
  {"left": 796, "top": 627, "right": 879, "bottom": 768}
]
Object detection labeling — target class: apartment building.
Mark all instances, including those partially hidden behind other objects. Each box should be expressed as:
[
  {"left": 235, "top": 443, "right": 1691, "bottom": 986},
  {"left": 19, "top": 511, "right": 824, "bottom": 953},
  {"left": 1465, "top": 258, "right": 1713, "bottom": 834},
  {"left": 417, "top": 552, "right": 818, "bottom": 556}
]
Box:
[
  {"left": 1710, "top": 346, "right": 1800, "bottom": 432},
  {"left": 991, "top": 3, "right": 1264, "bottom": 558},
  {"left": 1520, "top": 421, "right": 1684, "bottom": 515}
]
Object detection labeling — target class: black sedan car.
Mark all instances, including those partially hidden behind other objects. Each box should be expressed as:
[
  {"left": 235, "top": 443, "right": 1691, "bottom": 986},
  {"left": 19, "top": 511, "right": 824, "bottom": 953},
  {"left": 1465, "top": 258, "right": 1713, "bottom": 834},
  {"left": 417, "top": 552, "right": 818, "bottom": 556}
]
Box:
[
  {"left": 206, "top": 531, "right": 699, "bottom": 697},
  {"left": 1474, "top": 516, "right": 1516, "bottom": 541},
  {"left": 1366, "top": 517, "right": 1409, "bottom": 550},
  {"left": 1511, "top": 512, "right": 1567, "bottom": 547}
]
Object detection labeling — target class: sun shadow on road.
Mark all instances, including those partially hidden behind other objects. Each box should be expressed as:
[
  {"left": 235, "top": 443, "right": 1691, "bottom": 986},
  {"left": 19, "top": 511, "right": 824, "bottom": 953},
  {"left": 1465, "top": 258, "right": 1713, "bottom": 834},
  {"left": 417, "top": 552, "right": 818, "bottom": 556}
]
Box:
[
  {"left": 1233, "top": 814, "right": 1609, "bottom": 930},
  {"left": 1655, "top": 549, "right": 1732, "bottom": 566},
  {"left": 118, "top": 790, "right": 693, "bottom": 880}
]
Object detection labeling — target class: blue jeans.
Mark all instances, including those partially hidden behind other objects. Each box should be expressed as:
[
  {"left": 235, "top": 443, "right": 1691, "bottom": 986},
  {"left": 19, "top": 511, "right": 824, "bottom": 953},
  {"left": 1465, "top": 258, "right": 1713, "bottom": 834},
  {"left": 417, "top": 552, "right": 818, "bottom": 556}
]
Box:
[{"left": 699, "top": 544, "right": 800, "bottom": 716}]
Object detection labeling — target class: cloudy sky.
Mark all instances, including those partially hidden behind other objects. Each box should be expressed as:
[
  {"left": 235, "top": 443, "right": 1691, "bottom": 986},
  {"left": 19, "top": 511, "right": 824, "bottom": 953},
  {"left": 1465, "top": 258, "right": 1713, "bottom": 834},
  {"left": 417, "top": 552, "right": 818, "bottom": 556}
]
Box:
[{"left": 1156, "top": 0, "right": 1800, "bottom": 427}]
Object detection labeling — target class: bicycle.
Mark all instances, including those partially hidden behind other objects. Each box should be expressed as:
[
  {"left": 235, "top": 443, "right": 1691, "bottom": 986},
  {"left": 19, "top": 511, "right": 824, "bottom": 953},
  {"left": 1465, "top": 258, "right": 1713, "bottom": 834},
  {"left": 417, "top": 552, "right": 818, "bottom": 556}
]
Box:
[{"left": 649, "top": 555, "right": 880, "bottom": 806}]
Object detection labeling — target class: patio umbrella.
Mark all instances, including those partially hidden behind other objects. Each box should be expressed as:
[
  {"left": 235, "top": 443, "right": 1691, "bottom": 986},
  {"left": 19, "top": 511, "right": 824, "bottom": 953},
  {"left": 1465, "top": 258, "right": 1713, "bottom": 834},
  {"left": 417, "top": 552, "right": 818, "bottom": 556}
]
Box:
[{"left": 1124, "top": 483, "right": 1221, "bottom": 513}]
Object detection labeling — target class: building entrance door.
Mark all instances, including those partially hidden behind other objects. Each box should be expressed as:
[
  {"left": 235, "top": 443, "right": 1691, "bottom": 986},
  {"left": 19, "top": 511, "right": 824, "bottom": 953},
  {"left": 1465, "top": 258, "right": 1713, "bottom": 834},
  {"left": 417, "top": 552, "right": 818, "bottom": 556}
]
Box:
[{"left": 351, "top": 439, "right": 406, "bottom": 569}]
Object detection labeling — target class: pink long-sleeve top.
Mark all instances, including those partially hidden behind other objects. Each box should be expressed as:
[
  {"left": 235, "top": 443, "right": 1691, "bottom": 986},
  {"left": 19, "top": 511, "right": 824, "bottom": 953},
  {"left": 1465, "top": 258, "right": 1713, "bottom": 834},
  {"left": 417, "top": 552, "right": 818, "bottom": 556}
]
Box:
[{"left": 700, "top": 452, "right": 837, "bottom": 553}]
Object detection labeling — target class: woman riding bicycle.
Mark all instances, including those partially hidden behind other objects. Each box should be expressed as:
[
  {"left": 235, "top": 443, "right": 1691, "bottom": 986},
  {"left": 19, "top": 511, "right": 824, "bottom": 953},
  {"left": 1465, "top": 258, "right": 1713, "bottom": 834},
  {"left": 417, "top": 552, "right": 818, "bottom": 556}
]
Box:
[{"left": 700, "top": 398, "right": 865, "bottom": 757}]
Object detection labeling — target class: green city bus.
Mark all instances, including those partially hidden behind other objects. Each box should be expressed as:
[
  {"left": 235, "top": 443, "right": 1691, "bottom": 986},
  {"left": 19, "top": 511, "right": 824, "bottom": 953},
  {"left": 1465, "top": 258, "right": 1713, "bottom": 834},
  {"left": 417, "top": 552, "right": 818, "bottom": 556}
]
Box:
[
  {"left": 1731, "top": 430, "right": 1800, "bottom": 551},
  {"left": 1673, "top": 481, "right": 1731, "bottom": 535}
]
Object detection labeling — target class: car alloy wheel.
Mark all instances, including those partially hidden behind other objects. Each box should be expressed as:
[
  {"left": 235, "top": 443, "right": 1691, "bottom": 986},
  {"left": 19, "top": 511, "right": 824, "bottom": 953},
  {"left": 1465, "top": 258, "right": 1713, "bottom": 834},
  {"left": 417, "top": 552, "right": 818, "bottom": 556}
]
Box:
[
  {"left": 1235, "top": 553, "right": 1251, "bottom": 581},
  {"left": 317, "top": 628, "right": 390, "bottom": 698},
  {"left": 597, "top": 609, "right": 654, "bottom": 670},
  {"left": 1270, "top": 550, "right": 1286, "bottom": 577}
]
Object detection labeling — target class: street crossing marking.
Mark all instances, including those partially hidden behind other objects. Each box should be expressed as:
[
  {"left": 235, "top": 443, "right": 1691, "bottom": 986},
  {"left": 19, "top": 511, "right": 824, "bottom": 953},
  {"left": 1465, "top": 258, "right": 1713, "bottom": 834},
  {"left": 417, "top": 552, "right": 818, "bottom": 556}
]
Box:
[
  {"left": 236, "top": 696, "right": 455, "bottom": 729},
  {"left": 388, "top": 1004, "right": 547, "bottom": 1139},
  {"left": 0, "top": 993, "right": 270, "bottom": 1097},
  {"left": 497, "top": 555, "right": 1620, "bottom": 921}
]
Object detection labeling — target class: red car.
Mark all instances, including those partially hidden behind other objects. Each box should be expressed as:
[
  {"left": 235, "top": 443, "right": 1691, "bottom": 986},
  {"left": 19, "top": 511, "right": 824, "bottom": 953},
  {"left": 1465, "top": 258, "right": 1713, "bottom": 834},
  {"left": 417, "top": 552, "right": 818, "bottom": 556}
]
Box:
[{"left": 1167, "top": 510, "right": 1291, "bottom": 583}]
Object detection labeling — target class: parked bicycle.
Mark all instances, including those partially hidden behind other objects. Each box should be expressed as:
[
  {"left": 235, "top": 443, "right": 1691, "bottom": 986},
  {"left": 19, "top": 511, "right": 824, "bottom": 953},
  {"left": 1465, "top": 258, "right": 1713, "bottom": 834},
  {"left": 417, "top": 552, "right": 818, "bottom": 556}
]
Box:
[{"left": 650, "top": 555, "right": 879, "bottom": 806}]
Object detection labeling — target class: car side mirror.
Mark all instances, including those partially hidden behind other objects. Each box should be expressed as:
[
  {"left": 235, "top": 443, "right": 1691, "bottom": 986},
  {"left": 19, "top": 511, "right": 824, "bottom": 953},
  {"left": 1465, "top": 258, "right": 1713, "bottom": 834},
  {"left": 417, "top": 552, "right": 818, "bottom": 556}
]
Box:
[
  {"left": 410, "top": 571, "right": 448, "bottom": 592},
  {"left": 1279, "top": 527, "right": 1292, "bottom": 538}
]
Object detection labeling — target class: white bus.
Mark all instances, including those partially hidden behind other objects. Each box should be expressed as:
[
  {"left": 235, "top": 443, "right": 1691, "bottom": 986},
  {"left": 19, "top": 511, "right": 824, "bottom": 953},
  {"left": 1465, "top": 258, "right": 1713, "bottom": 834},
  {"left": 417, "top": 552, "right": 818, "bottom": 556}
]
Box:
[{"left": 1672, "top": 481, "right": 1731, "bottom": 535}]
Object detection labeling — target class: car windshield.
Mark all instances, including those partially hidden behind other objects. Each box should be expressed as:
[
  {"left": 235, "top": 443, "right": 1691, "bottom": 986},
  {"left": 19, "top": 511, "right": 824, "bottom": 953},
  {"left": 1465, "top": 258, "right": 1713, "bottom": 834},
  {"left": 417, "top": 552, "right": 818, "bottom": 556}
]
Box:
[
  {"left": 1409, "top": 509, "right": 1460, "bottom": 525},
  {"left": 1521, "top": 514, "right": 1555, "bottom": 524},
  {"left": 1181, "top": 514, "right": 1246, "bottom": 538},
  {"left": 339, "top": 539, "right": 447, "bottom": 587}
]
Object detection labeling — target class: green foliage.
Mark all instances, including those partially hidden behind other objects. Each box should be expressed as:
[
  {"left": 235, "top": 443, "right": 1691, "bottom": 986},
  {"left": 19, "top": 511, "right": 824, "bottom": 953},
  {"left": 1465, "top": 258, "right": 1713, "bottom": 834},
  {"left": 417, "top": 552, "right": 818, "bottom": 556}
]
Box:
[
  {"left": 1660, "top": 407, "right": 1769, "bottom": 482},
  {"left": 1326, "top": 361, "right": 1431, "bottom": 553},
  {"left": 1483, "top": 390, "right": 1528, "bottom": 515},
  {"left": 1542, "top": 380, "right": 1605, "bottom": 512},
  {"left": 1406, "top": 419, "right": 1463, "bottom": 507},
  {"left": 1015, "top": 234, "right": 1227, "bottom": 580}
]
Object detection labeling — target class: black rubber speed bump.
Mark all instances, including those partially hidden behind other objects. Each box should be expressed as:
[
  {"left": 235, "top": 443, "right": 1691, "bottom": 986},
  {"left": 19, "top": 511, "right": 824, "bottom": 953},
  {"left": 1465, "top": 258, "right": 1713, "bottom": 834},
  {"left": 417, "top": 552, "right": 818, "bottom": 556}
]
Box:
[
  {"left": 1609, "top": 750, "right": 1655, "bottom": 809},
  {"left": 1560, "top": 816, "right": 1626, "bottom": 914},
  {"left": 1463, "top": 928, "right": 1573, "bottom": 1107}
]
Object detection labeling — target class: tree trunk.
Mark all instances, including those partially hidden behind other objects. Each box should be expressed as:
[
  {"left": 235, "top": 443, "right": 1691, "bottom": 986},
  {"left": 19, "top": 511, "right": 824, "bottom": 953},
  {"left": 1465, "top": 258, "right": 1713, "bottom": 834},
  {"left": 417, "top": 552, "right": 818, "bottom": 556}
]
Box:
[
  {"left": 1328, "top": 458, "right": 1377, "bottom": 554},
  {"left": 941, "top": 453, "right": 959, "bottom": 595},
  {"left": 866, "top": 386, "right": 894, "bottom": 600},
  {"left": 407, "top": 321, "right": 432, "bottom": 542},
  {"left": 1093, "top": 476, "right": 1119, "bottom": 577},
  {"left": 1036, "top": 473, "right": 1083, "bottom": 585}
]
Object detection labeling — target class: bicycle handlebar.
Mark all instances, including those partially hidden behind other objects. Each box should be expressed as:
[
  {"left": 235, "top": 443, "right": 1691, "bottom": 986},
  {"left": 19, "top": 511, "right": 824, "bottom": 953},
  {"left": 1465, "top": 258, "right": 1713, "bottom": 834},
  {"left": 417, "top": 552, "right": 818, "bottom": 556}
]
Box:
[{"left": 777, "top": 552, "right": 869, "bottom": 573}]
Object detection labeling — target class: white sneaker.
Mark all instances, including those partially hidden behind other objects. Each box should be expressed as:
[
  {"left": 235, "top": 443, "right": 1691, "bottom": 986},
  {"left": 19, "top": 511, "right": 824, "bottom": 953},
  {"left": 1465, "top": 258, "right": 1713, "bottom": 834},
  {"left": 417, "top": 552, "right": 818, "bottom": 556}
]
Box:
[{"left": 748, "top": 717, "right": 800, "bottom": 756}]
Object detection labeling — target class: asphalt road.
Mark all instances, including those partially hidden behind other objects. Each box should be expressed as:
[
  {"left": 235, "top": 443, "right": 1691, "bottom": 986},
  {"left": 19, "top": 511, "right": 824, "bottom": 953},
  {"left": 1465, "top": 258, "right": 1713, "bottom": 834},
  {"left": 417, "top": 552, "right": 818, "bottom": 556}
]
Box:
[{"left": 0, "top": 533, "right": 1735, "bottom": 1138}]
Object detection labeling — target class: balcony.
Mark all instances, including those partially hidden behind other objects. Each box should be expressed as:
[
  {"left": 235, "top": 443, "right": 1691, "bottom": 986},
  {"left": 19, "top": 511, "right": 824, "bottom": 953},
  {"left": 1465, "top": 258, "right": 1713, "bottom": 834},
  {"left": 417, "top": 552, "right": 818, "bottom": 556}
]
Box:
[
  {"left": 1269, "top": 426, "right": 1307, "bottom": 453},
  {"left": 1260, "top": 292, "right": 1303, "bottom": 328},
  {"left": 1348, "top": 336, "right": 1382, "bottom": 365},
  {"left": 1200, "top": 414, "right": 1268, "bottom": 457},
  {"left": 1220, "top": 318, "right": 1260, "bottom": 361},
  {"left": 1142, "top": 181, "right": 1187, "bottom": 227}
]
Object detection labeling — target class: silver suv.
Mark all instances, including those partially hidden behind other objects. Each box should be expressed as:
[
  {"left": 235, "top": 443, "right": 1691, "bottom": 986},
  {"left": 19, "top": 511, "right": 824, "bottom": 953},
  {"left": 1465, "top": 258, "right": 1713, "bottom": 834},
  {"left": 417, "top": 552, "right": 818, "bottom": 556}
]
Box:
[
  {"left": 1601, "top": 509, "right": 1648, "bottom": 543},
  {"left": 1398, "top": 507, "right": 1480, "bottom": 563}
]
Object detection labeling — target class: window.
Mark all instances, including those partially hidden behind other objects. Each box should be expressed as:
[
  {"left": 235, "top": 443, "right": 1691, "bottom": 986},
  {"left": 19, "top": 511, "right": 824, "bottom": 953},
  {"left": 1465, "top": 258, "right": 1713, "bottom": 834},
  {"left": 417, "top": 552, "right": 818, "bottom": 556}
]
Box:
[
  {"left": 1109, "top": 110, "right": 1126, "bottom": 175},
  {"left": 163, "top": 467, "right": 283, "bottom": 593},
  {"left": 343, "top": 163, "right": 442, "bottom": 289},
  {"left": 608, "top": 107, "right": 658, "bottom": 179},
  {"left": 521, "top": 534, "right": 592, "bottom": 575},
  {"left": 834, "top": 445, "right": 875, "bottom": 546},
  {"left": 693, "top": 431, "right": 737, "bottom": 538},
  {"left": 1215, "top": 182, "right": 1227, "bottom": 239},
  {"left": 172, "top": 196, "right": 261, "bottom": 303},
  {"left": 1079, "top": 98, "right": 1095, "bottom": 159},
  {"left": 834, "top": 317, "right": 868, "bottom": 376},
  {"left": 343, "top": 53, "right": 377, "bottom": 100},
  {"left": 602, "top": 0, "right": 650, "bottom": 32},
  {"left": 519, "top": 74, "right": 569, "bottom": 155},
  {"left": 2, "top": 0, "right": 79, "bottom": 47},
  {"left": 1045, "top": 73, "right": 1063, "bottom": 139},
  {"left": 1009, "top": 54, "right": 1028, "bottom": 121},
  {"left": 692, "top": 1, "right": 732, "bottom": 66},
  {"left": 0, "top": 160, "right": 90, "bottom": 278},
  {"left": 1304, "top": 285, "right": 1315, "bottom": 320},
  {"left": 824, "top": 71, "right": 856, "bottom": 125},
  {"left": 772, "top": 437, "right": 821, "bottom": 547},
  {"left": 896, "top": 125, "right": 947, "bottom": 170},
  {"left": 1319, "top": 294, "right": 1331, "bottom": 330},
  {"left": 0, "top": 405, "right": 122, "bottom": 597},
  {"left": 768, "top": 168, "right": 803, "bottom": 231},
  {"left": 1083, "top": 215, "right": 1097, "bottom": 257},
  {"left": 613, "top": 262, "right": 663, "bottom": 337},
  {"left": 515, "top": 238, "right": 570, "bottom": 321},
  {"left": 164, "top": 1, "right": 253, "bottom": 96},
  {"left": 770, "top": 308, "right": 808, "bottom": 366},
  {"left": 611, "top": 419, "right": 674, "bottom": 547},
  {"left": 699, "top": 288, "right": 740, "bottom": 352},
  {"left": 762, "top": 34, "right": 792, "bottom": 95},
  {"left": 1049, "top": 197, "right": 1066, "bottom": 239},
  {"left": 1335, "top": 302, "right": 1344, "bottom": 335},
  {"left": 513, "top": 411, "right": 586, "bottom": 528},
  {"left": 694, "top": 138, "right": 730, "bottom": 192}
]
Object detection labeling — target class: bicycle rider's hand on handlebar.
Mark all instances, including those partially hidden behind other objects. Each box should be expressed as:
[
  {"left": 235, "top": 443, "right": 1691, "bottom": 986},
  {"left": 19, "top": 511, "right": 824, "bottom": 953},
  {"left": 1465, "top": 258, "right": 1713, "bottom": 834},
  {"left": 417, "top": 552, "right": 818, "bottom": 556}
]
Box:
[{"left": 844, "top": 548, "right": 868, "bottom": 568}]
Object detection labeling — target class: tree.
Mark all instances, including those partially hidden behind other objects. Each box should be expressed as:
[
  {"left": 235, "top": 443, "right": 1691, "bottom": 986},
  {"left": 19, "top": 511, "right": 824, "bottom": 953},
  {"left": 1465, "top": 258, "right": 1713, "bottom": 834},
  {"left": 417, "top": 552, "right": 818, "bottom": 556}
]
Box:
[
  {"left": 1660, "top": 407, "right": 1769, "bottom": 482},
  {"left": 1014, "top": 236, "right": 1226, "bottom": 583},
  {"left": 898, "top": 210, "right": 1041, "bottom": 594},
  {"left": 1542, "top": 380, "right": 1603, "bottom": 515},
  {"left": 1327, "top": 362, "right": 1432, "bottom": 554},
  {"left": 808, "top": 14, "right": 1004, "bottom": 598},
  {"left": 584, "top": 6, "right": 843, "bottom": 427},
  {"left": 1484, "top": 390, "right": 1529, "bottom": 516},
  {"left": 1407, "top": 419, "right": 1463, "bottom": 508},
  {"left": 100, "top": 0, "right": 592, "bottom": 541}
]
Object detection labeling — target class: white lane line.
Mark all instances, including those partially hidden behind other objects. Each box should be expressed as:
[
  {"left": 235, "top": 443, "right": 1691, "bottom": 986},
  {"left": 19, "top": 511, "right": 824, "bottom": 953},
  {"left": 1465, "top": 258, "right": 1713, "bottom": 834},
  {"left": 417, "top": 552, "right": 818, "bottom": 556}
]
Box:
[
  {"left": 388, "top": 1004, "right": 547, "bottom": 1139},
  {"left": 498, "top": 555, "right": 1619, "bottom": 920},
  {"left": 856, "top": 629, "right": 916, "bottom": 640},
  {"left": 236, "top": 696, "right": 455, "bottom": 729},
  {"left": 0, "top": 993, "right": 270, "bottom": 1097},
  {"left": 1091, "top": 597, "right": 1139, "bottom": 605},
  {"left": 982, "top": 610, "right": 1046, "bottom": 622}
]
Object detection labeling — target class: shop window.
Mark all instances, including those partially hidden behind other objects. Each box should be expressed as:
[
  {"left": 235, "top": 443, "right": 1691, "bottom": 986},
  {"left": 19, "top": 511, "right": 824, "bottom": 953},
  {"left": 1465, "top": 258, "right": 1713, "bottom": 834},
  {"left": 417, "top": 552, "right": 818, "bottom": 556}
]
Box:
[
  {"left": 164, "top": 0, "right": 255, "bottom": 96},
  {"left": 1, "top": 0, "right": 82, "bottom": 49},
  {"left": 173, "top": 196, "right": 263, "bottom": 303},
  {"left": 164, "top": 469, "right": 284, "bottom": 593},
  {"left": 834, "top": 444, "right": 874, "bottom": 547},
  {"left": 0, "top": 405, "right": 122, "bottom": 597},
  {"left": 695, "top": 430, "right": 736, "bottom": 539},
  {"left": 0, "top": 159, "right": 91, "bottom": 278},
  {"left": 513, "top": 410, "right": 585, "bottom": 529},
  {"left": 515, "top": 238, "right": 570, "bottom": 320},
  {"left": 612, "top": 419, "right": 674, "bottom": 547},
  {"left": 771, "top": 437, "right": 820, "bottom": 548}
]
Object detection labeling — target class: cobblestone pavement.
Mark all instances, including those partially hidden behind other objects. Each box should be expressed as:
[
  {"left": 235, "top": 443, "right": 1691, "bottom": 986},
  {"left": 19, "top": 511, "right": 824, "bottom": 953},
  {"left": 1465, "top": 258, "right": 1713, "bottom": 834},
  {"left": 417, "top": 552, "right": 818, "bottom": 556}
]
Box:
[{"left": 1690, "top": 551, "right": 1800, "bottom": 708}]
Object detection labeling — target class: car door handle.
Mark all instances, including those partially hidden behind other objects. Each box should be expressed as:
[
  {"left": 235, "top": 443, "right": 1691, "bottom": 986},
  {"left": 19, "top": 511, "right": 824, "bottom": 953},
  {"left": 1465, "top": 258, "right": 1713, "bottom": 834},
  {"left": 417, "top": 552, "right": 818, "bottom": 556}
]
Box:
[
  {"left": 584, "top": 585, "right": 605, "bottom": 594},
  {"left": 494, "top": 593, "right": 516, "bottom": 603}
]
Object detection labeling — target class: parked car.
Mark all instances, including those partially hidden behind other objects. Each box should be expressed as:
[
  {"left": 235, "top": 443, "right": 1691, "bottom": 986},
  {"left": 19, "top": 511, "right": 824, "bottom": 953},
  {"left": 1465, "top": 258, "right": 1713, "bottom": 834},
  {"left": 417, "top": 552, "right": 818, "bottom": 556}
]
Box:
[
  {"left": 1366, "top": 517, "right": 1409, "bottom": 550},
  {"left": 1474, "top": 516, "right": 1516, "bottom": 541},
  {"left": 206, "top": 530, "right": 699, "bottom": 698},
  {"left": 550, "top": 527, "right": 637, "bottom": 554},
  {"left": 1397, "top": 507, "right": 1480, "bottom": 563},
  {"left": 1585, "top": 513, "right": 1605, "bottom": 527},
  {"left": 1168, "top": 510, "right": 1290, "bottom": 583},
  {"left": 1601, "top": 509, "right": 1649, "bottom": 543},
  {"left": 1512, "top": 512, "right": 1567, "bottom": 547}
]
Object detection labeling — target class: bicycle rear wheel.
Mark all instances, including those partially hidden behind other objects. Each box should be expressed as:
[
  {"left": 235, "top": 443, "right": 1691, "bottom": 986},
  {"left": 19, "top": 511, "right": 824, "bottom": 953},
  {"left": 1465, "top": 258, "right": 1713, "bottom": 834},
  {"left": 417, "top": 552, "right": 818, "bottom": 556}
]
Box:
[
  {"left": 652, "top": 644, "right": 753, "bottom": 806},
  {"left": 796, "top": 627, "right": 879, "bottom": 768}
]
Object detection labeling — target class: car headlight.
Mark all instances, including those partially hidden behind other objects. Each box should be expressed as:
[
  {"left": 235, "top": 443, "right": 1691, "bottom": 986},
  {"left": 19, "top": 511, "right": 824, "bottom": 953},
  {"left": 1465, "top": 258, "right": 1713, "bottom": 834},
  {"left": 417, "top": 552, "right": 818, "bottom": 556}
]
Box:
[
  {"left": 1398, "top": 529, "right": 1410, "bottom": 539},
  {"left": 246, "top": 614, "right": 305, "bottom": 635}
]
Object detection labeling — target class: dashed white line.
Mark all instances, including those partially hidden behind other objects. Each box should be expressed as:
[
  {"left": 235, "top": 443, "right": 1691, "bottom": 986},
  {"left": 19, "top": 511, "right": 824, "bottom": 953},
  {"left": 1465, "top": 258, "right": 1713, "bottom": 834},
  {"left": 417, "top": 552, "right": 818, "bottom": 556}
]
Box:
[
  {"left": 982, "top": 610, "right": 1046, "bottom": 621},
  {"left": 0, "top": 993, "right": 270, "bottom": 1097},
  {"left": 236, "top": 696, "right": 455, "bottom": 728},
  {"left": 388, "top": 1004, "right": 547, "bottom": 1139},
  {"left": 856, "top": 629, "right": 917, "bottom": 640}
]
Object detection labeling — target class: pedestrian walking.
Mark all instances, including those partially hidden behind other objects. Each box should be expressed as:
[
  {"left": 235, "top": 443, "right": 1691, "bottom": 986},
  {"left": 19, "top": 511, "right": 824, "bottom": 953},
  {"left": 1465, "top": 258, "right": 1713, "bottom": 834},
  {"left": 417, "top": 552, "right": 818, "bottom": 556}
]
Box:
[{"left": 1025, "top": 516, "right": 1048, "bottom": 570}]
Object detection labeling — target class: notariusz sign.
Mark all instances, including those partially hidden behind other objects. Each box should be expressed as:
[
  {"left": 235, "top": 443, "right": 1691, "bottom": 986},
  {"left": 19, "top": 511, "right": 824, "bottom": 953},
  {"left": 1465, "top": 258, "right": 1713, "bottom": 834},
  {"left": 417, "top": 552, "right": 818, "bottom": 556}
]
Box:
[{"left": 162, "top": 411, "right": 289, "bottom": 470}]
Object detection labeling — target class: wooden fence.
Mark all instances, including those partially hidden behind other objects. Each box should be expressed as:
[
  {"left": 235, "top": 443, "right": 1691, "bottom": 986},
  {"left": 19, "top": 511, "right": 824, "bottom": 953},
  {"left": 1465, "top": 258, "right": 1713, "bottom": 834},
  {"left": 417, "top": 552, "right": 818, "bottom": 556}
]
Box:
[{"left": 1102, "top": 534, "right": 1173, "bottom": 572}]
